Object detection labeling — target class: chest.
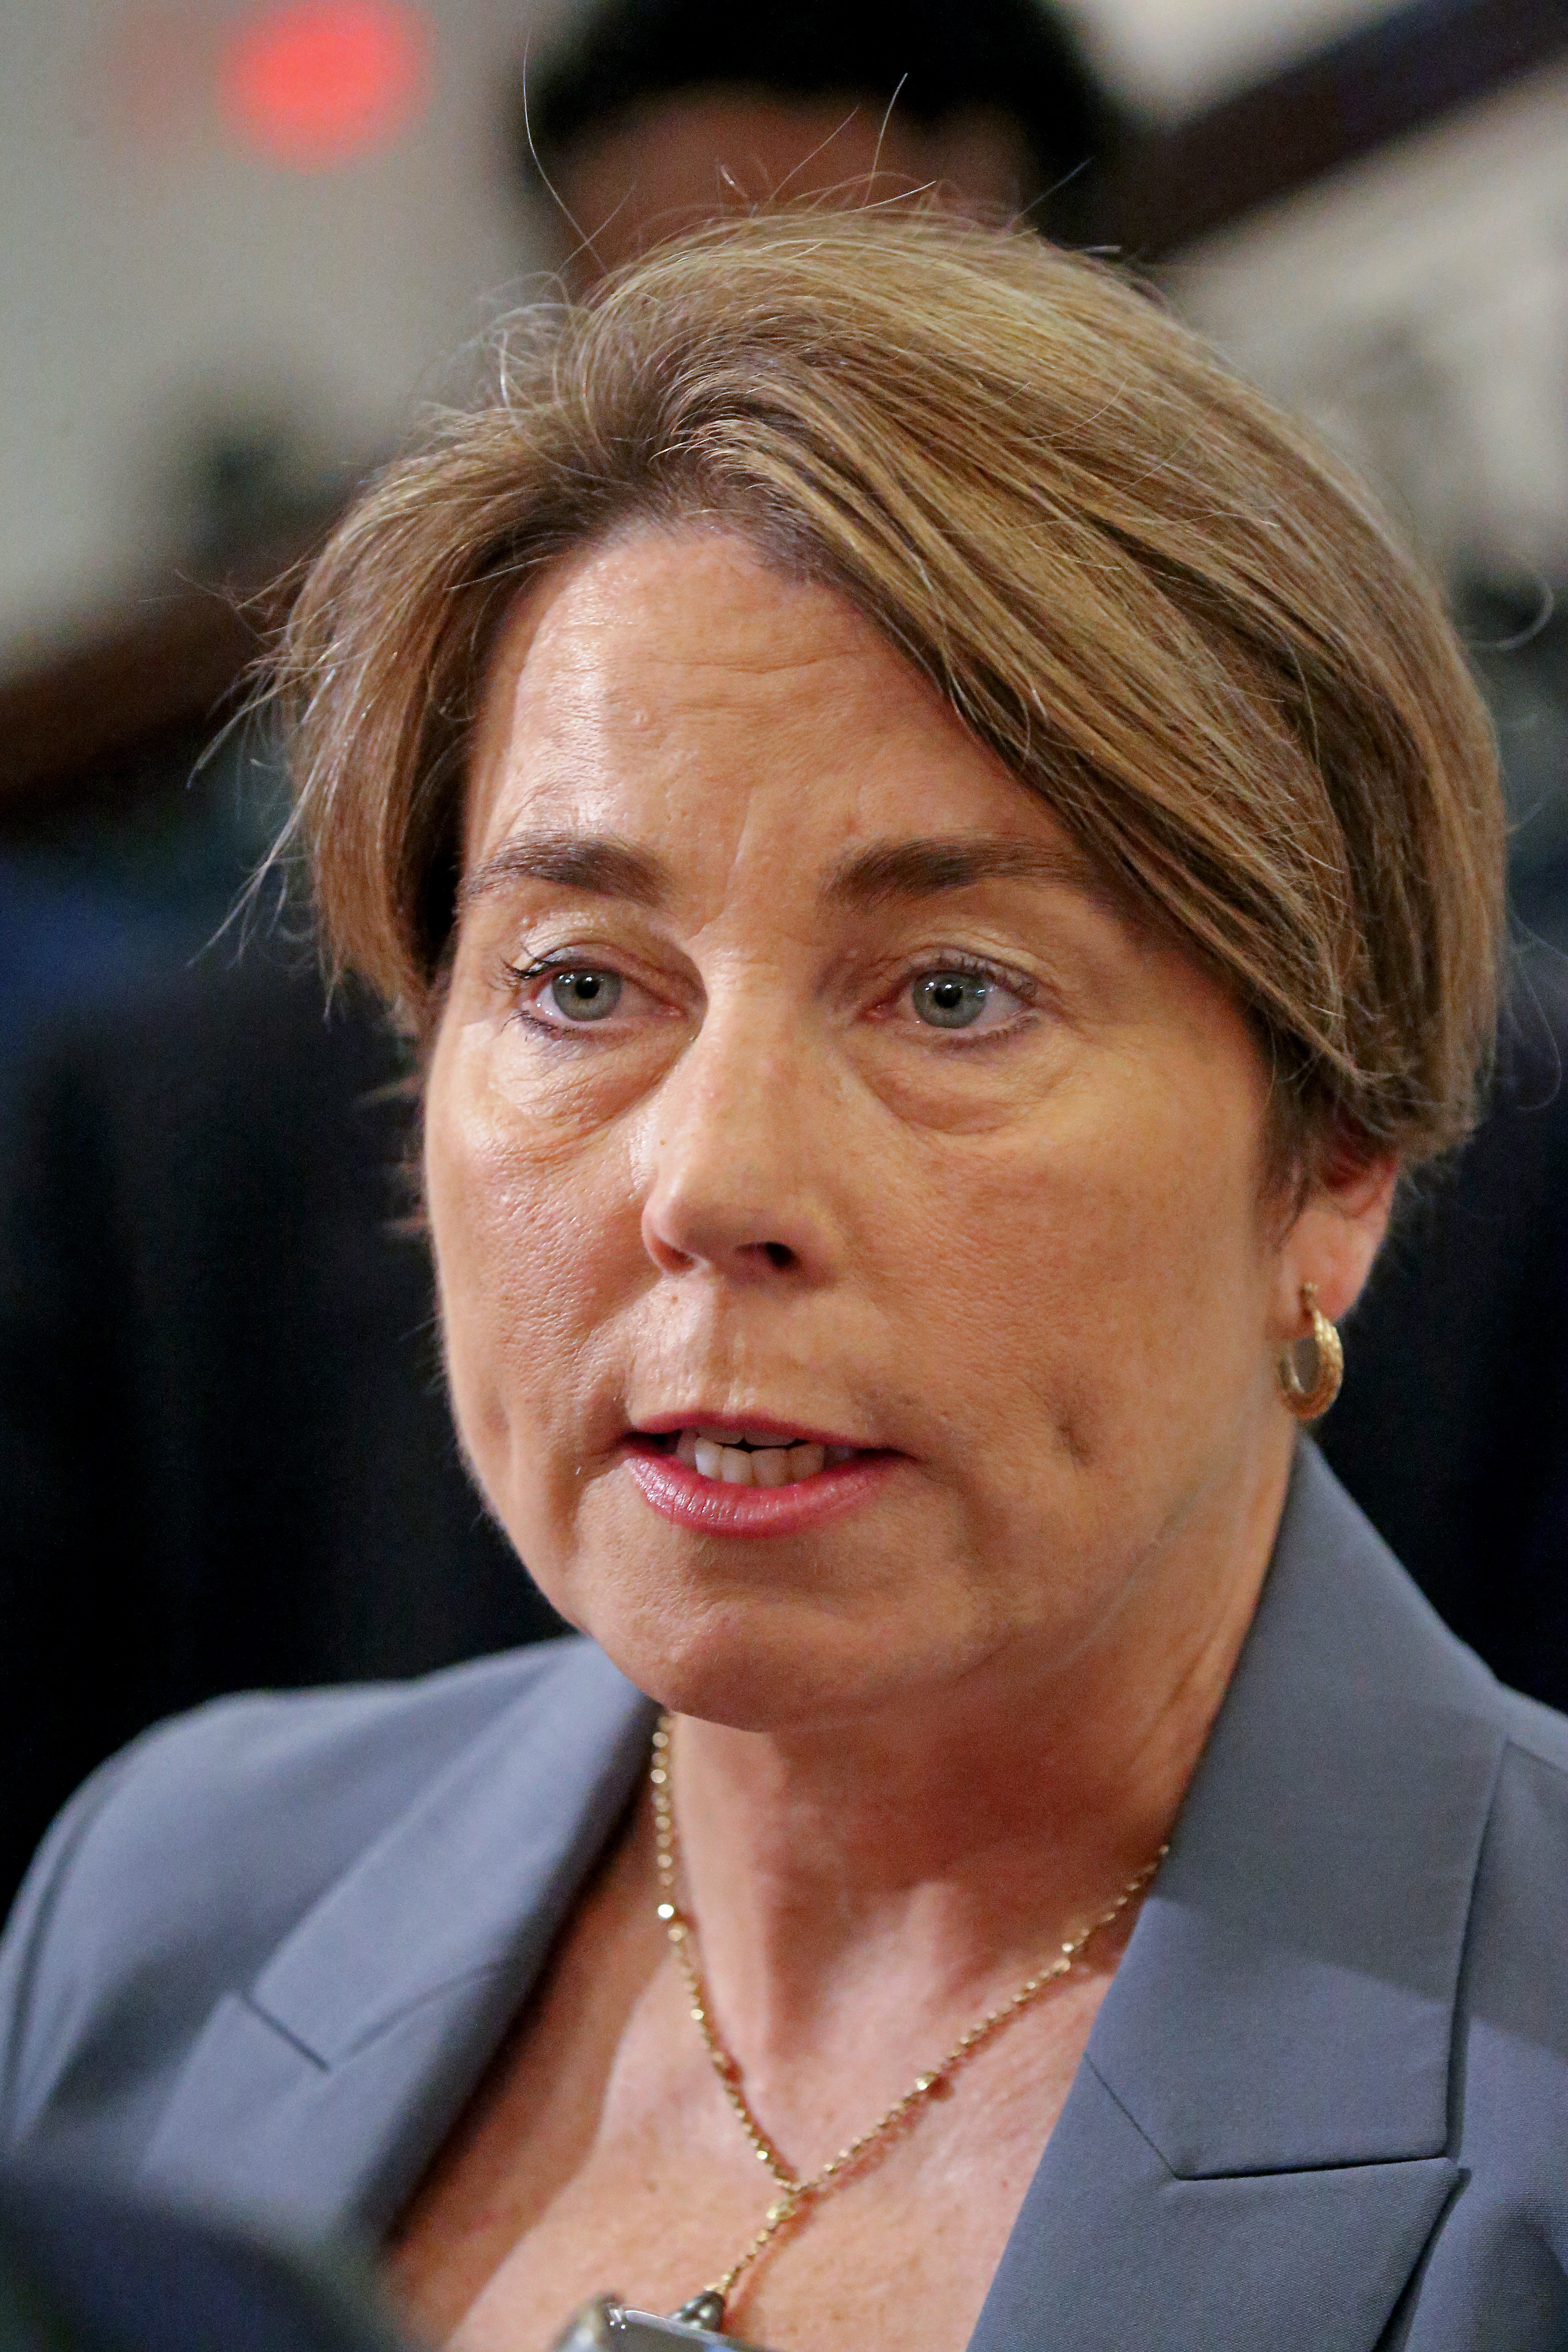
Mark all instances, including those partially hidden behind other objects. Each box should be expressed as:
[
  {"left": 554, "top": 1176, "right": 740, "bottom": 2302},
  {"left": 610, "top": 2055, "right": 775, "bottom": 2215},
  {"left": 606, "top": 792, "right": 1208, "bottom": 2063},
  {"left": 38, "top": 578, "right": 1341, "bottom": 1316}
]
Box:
[{"left": 386, "top": 1906, "right": 1111, "bottom": 2352}]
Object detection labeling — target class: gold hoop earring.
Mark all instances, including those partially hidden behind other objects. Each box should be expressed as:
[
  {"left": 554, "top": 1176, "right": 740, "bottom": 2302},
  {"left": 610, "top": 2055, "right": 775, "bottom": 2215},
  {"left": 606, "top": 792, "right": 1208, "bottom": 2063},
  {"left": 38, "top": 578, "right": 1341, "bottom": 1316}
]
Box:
[{"left": 1276, "top": 1282, "right": 1343, "bottom": 1421}]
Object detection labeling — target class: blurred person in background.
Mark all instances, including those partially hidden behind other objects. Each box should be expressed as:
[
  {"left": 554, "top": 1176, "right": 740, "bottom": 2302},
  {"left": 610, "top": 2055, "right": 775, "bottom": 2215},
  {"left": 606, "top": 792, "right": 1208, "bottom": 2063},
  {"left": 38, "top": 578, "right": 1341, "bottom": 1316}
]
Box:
[
  {"left": 2, "top": 209, "right": 1564, "bottom": 2352},
  {"left": 520, "top": 0, "right": 1113, "bottom": 271}
]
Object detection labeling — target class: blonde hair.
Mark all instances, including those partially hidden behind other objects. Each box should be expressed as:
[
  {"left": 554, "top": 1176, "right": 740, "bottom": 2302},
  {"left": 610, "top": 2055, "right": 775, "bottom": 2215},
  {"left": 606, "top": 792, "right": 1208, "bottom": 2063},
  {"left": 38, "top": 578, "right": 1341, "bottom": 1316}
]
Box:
[{"left": 278, "top": 208, "right": 1504, "bottom": 1176}]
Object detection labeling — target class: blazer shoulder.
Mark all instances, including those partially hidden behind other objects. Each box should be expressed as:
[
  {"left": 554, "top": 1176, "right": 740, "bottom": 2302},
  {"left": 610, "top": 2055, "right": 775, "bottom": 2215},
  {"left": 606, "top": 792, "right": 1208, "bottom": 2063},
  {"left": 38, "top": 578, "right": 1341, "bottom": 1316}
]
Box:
[
  {"left": 1494, "top": 1683, "right": 1568, "bottom": 1778},
  {"left": 1472, "top": 1686, "right": 1568, "bottom": 1965},
  {"left": 0, "top": 1639, "right": 589, "bottom": 2151},
  {"left": 1450, "top": 1686, "right": 1568, "bottom": 2249}
]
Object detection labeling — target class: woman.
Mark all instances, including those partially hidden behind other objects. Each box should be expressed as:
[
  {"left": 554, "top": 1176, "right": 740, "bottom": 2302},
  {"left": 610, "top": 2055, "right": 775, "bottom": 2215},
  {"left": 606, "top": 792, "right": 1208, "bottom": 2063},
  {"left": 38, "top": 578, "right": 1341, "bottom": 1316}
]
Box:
[{"left": 0, "top": 214, "right": 1560, "bottom": 2352}]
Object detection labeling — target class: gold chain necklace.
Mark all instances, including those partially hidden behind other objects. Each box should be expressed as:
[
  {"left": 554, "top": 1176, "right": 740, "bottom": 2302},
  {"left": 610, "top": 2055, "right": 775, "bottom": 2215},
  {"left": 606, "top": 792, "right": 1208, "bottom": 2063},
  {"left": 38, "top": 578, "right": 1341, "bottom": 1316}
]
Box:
[{"left": 649, "top": 1714, "right": 1166, "bottom": 2336}]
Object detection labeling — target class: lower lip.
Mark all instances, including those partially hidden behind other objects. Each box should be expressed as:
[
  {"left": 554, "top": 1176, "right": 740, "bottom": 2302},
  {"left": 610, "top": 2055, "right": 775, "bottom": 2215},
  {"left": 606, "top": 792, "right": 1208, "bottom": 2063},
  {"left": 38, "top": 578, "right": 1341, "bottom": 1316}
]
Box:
[{"left": 622, "top": 1440, "right": 897, "bottom": 1536}]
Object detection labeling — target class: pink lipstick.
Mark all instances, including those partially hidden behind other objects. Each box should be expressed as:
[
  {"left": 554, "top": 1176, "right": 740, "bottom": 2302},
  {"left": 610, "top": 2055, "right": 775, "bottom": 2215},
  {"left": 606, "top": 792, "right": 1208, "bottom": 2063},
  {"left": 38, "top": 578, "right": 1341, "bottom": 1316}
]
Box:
[{"left": 622, "top": 1426, "right": 896, "bottom": 1536}]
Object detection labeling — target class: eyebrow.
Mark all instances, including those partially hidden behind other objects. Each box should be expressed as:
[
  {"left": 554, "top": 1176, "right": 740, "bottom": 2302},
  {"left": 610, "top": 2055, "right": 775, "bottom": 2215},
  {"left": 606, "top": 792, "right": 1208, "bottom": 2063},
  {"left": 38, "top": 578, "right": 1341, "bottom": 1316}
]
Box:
[
  {"left": 459, "top": 832, "right": 673, "bottom": 914},
  {"left": 458, "top": 828, "right": 1101, "bottom": 923},
  {"left": 825, "top": 835, "right": 1098, "bottom": 908}
]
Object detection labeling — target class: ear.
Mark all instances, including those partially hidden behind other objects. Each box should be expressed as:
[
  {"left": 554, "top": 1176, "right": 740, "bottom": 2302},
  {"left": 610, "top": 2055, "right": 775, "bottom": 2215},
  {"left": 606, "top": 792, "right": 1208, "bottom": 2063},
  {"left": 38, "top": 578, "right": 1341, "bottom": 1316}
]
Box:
[{"left": 1269, "top": 1151, "right": 1399, "bottom": 1343}]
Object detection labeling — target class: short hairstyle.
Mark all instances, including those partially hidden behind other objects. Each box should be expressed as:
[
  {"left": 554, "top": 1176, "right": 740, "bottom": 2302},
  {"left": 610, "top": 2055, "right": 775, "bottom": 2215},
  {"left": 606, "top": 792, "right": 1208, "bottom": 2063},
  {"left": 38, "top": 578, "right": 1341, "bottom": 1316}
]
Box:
[
  {"left": 277, "top": 211, "right": 1504, "bottom": 1179},
  {"left": 522, "top": 0, "right": 1113, "bottom": 240}
]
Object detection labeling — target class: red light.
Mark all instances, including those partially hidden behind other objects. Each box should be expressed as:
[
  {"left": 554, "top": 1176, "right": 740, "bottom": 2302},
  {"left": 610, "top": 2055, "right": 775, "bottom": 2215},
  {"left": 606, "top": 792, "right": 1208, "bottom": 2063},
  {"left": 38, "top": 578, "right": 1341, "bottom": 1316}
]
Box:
[{"left": 218, "top": 1, "right": 431, "bottom": 170}]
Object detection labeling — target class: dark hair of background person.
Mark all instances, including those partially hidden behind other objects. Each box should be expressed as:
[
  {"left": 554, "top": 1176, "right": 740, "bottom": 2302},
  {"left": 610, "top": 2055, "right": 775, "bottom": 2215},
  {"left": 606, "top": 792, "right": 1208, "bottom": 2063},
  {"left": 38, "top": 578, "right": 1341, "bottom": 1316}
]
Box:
[{"left": 520, "top": 0, "right": 1118, "bottom": 242}]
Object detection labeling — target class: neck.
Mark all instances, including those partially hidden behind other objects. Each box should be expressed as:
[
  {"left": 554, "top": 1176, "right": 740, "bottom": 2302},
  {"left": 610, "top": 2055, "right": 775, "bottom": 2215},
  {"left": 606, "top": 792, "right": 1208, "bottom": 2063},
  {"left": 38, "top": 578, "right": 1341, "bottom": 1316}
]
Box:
[{"left": 665, "top": 1433, "right": 1293, "bottom": 2071}]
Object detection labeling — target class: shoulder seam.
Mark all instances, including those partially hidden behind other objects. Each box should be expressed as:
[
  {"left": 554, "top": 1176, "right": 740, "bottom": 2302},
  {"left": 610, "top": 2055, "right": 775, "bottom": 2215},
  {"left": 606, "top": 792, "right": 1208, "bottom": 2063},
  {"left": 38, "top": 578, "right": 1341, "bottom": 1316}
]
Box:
[{"left": 1502, "top": 1727, "right": 1568, "bottom": 1778}]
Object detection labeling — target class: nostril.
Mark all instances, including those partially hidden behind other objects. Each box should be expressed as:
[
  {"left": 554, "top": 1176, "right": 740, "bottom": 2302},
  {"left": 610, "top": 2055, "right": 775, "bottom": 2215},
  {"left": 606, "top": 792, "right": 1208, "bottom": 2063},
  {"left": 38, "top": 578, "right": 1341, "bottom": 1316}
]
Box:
[{"left": 763, "top": 1241, "right": 796, "bottom": 1270}]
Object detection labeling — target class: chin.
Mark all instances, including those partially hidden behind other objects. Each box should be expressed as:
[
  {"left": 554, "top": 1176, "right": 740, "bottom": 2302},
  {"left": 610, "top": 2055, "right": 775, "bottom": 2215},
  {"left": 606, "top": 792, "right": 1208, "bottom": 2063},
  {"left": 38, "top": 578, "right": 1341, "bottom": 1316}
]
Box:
[
  {"left": 495, "top": 1464, "right": 1020, "bottom": 1728},
  {"left": 548, "top": 1544, "right": 979, "bottom": 1731}
]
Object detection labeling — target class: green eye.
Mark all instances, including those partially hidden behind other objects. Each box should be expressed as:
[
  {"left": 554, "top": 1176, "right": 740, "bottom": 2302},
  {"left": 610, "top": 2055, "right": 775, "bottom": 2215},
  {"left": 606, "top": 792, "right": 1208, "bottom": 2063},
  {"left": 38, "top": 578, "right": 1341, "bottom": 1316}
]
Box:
[
  {"left": 912, "top": 971, "right": 990, "bottom": 1029},
  {"left": 548, "top": 969, "right": 622, "bottom": 1022}
]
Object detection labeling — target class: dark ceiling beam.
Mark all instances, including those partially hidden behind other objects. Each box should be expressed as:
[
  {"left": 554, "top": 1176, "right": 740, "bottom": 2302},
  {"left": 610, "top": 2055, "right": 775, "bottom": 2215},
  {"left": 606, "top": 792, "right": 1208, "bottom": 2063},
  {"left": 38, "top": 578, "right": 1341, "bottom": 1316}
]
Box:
[
  {"left": 0, "top": 547, "right": 308, "bottom": 802},
  {"left": 1108, "top": 0, "right": 1568, "bottom": 258},
  {"left": 1, "top": 588, "right": 255, "bottom": 801}
]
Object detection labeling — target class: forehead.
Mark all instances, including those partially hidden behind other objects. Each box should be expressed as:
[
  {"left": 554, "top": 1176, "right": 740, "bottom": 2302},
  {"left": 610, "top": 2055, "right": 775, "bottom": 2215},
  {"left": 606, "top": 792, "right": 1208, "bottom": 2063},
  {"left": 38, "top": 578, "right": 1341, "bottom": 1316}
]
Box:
[{"left": 464, "top": 526, "right": 1055, "bottom": 867}]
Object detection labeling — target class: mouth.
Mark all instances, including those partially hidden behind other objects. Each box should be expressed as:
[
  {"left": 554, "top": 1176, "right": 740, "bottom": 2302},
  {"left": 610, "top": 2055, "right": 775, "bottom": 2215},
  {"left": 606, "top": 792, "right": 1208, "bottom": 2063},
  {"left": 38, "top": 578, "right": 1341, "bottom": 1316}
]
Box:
[
  {"left": 622, "top": 1418, "right": 897, "bottom": 1535},
  {"left": 642, "top": 1423, "right": 858, "bottom": 1487}
]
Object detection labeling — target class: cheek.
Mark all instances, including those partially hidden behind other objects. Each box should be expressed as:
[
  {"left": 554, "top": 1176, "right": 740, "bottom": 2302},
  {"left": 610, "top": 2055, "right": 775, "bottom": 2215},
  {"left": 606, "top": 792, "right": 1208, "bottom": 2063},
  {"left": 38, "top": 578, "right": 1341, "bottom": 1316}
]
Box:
[
  {"left": 898, "top": 1053, "right": 1270, "bottom": 1468},
  {"left": 423, "top": 1022, "right": 642, "bottom": 1509}
]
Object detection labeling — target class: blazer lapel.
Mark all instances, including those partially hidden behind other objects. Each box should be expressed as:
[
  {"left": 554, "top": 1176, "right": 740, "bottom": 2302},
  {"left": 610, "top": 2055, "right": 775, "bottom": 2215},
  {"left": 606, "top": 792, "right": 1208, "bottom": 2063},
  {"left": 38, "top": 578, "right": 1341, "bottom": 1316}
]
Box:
[
  {"left": 140, "top": 1641, "right": 657, "bottom": 2237},
  {"left": 971, "top": 2068, "right": 1457, "bottom": 2352},
  {"left": 968, "top": 1446, "right": 1501, "bottom": 2352}
]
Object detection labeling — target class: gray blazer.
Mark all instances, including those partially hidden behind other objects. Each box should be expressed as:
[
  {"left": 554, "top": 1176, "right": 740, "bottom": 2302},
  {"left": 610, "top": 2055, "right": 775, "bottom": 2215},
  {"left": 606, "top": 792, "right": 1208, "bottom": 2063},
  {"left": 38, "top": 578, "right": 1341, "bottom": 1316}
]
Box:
[{"left": 3, "top": 1445, "right": 1568, "bottom": 2350}]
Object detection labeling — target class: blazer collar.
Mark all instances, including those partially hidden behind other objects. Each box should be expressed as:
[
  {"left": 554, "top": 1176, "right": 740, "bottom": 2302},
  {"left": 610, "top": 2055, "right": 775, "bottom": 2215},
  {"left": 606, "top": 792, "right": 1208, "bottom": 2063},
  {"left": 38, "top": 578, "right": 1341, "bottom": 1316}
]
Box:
[
  {"left": 141, "top": 1640, "right": 657, "bottom": 2233},
  {"left": 969, "top": 1441, "right": 1504, "bottom": 2352},
  {"left": 1086, "top": 1440, "right": 1501, "bottom": 2178}
]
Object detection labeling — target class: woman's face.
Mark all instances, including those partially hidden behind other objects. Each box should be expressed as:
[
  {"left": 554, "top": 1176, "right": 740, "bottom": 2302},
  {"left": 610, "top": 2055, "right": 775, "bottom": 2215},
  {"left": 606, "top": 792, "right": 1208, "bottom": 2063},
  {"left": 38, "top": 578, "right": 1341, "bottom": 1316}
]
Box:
[{"left": 427, "top": 528, "right": 1372, "bottom": 1728}]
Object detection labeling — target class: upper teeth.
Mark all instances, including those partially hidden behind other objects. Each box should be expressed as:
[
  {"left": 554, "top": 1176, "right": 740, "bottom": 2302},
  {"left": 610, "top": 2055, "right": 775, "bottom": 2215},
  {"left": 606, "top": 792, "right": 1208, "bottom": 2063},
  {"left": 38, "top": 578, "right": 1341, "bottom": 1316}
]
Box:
[{"left": 676, "top": 1429, "right": 854, "bottom": 1485}]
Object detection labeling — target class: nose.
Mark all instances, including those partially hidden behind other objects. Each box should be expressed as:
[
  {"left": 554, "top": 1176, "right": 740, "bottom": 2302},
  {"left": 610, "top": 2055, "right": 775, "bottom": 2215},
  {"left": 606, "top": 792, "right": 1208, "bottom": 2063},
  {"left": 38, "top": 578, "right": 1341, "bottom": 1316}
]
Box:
[{"left": 640, "top": 1001, "right": 837, "bottom": 1283}]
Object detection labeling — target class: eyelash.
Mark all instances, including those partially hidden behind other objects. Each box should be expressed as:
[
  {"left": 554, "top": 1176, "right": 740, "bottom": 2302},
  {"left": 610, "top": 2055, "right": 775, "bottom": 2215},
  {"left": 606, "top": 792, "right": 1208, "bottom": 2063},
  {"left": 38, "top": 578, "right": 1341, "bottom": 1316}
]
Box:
[
  {"left": 502, "top": 948, "right": 1041, "bottom": 1034},
  {"left": 903, "top": 950, "right": 1039, "bottom": 1008},
  {"left": 510, "top": 952, "right": 593, "bottom": 986}
]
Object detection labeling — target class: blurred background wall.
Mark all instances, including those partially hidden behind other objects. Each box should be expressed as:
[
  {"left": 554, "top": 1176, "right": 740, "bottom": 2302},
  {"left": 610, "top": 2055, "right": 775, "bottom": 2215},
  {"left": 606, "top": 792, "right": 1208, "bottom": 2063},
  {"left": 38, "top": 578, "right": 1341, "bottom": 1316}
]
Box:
[
  {"left": 4, "top": 0, "right": 1568, "bottom": 1908},
  {"left": 0, "top": 0, "right": 552, "bottom": 660}
]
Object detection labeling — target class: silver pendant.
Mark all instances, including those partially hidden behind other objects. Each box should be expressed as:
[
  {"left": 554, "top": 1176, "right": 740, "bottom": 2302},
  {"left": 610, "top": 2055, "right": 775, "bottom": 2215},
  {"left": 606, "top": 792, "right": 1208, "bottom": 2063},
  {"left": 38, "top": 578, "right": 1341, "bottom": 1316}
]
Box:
[
  {"left": 549, "top": 2295, "right": 776, "bottom": 2350},
  {"left": 672, "top": 2294, "right": 729, "bottom": 2331}
]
